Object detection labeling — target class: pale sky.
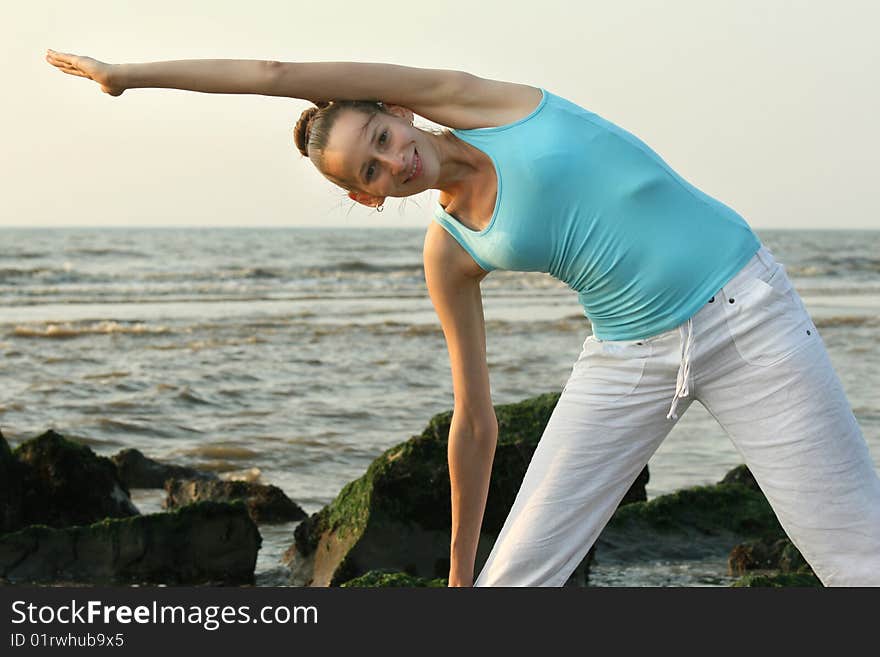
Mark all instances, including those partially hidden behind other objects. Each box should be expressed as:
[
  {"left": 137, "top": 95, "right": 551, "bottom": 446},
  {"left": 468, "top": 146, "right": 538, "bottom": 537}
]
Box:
[{"left": 2, "top": 0, "right": 878, "bottom": 229}]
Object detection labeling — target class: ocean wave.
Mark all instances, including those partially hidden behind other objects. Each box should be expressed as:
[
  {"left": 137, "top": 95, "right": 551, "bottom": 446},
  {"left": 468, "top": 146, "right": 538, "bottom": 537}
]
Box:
[
  {"left": 813, "top": 315, "right": 880, "bottom": 329},
  {"left": 304, "top": 315, "right": 587, "bottom": 339},
  {"left": 797, "top": 285, "right": 880, "bottom": 296},
  {"left": 787, "top": 265, "right": 827, "bottom": 277},
  {"left": 0, "top": 266, "right": 70, "bottom": 280},
  {"left": 12, "top": 321, "right": 173, "bottom": 339},
  {"left": 193, "top": 460, "right": 251, "bottom": 473},
  {"left": 220, "top": 467, "right": 263, "bottom": 484},
  {"left": 238, "top": 267, "right": 281, "bottom": 279},
  {"left": 178, "top": 444, "right": 261, "bottom": 460},
  {"left": 176, "top": 387, "right": 216, "bottom": 406},
  {"left": 311, "top": 260, "right": 424, "bottom": 274},
  {"left": 787, "top": 255, "right": 880, "bottom": 276},
  {"left": 96, "top": 417, "right": 176, "bottom": 437},
  {"left": 205, "top": 267, "right": 283, "bottom": 280},
  {"left": 82, "top": 371, "right": 131, "bottom": 380},
  {"left": 400, "top": 324, "right": 444, "bottom": 337},
  {"left": 0, "top": 251, "right": 44, "bottom": 259},
  {"left": 64, "top": 248, "right": 148, "bottom": 258}
]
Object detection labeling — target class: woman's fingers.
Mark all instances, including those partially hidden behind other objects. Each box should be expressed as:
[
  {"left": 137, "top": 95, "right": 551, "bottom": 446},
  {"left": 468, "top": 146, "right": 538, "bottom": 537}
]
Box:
[
  {"left": 46, "top": 51, "right": 91, "bottom": 79},
  {"left": 47, "top": 50, "right": 84, "bottom": 71},
  {"left": 47, "top": 59, "right": 85, "bottom": 77},
  {"left": 46, "top": 55, "right": 75, "bottom": 70},
  {"left": 58, "top": 66, "right": 89, "bottom": 79},
  {"left": 46, "top": 50, "right": 74, "bottom": 65},
  {"left": 46, "top": 52, "right": 73, "bottom": 69}
]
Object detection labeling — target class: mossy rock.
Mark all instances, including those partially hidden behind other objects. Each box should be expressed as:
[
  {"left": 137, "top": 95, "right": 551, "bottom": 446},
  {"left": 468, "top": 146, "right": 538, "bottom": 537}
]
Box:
[
  {"left": 728, "top": 536, "right": 812, "bottom": 576},
  {"left": 607, "top": 483, "right": 783, "bottom": 537},
  {"left": 13, "top": 429, "right": 139, "bottom": 529},
  {"left": 164, "top": 478, "right": 307, "bottom": 524},
  {"left": 718, "top": 464, "right": 759, "bottom": 491},
  {"left": 0, "top": 500, "right": 260, "bottom": 585},
  {"left": 594, "top": 478, "right": 787, "bottom": 565},
  {"left": 731, "top": 572, "right": 823, "bottom": 587},
  {"left": 339, "top": 570, "right": 447, "bottom": 587},
  {"left": 0, "top": 429, "right": 25, "bottom": 533},
  {"left": 286, "top": 392, "right": 649, "bottom": 587}
]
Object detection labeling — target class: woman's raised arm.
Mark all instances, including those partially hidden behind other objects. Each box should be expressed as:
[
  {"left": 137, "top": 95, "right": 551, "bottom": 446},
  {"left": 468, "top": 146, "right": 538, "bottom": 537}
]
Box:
[
  {"left": 46, "top": 49, "right": 289, "bottom": 97},
  {"left": 45, "top": 50, "right": 540, "bottom": 129},
  {"left": 45, "top": 49, "right": 465, "bottom": 105}
]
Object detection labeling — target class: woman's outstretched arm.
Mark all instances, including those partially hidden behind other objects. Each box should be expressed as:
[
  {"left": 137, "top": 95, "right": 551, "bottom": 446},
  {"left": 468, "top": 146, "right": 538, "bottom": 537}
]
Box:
[
  {"left": 45, "top": 49, "right": 541, "bottom": 129},
  {"left": 46, "top": 49, "right": 291, "bottom": 97}
]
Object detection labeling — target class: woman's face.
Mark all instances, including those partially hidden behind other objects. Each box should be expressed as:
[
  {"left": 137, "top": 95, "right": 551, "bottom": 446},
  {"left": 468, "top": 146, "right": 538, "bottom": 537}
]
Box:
[{"left": 319, "top": 106, "right": 433, "bottom": 206}]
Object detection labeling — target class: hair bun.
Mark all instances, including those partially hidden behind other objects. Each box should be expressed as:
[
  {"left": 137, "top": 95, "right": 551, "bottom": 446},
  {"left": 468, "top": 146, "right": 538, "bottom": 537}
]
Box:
[{"left": 293, "top": 105, "right": 321, "bottom": 157}]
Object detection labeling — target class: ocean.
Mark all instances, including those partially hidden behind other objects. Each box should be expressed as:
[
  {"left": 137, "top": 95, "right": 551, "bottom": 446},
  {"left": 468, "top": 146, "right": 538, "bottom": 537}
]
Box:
[{"left": 1, "top": 226, "right": 878, "bottom": 586}]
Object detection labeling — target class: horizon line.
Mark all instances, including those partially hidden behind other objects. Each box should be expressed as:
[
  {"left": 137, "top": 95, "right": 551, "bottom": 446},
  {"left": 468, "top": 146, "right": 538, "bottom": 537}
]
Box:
[{"left": 1, "top": 224, "right": 878, "bottom": 231}]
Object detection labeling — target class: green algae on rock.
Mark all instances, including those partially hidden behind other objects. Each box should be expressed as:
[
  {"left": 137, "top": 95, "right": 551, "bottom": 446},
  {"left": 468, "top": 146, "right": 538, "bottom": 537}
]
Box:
[
  {"left": 0, "top": 429, "right": 25, "bottom": 533},
  {"left": 285, "top": 392, "right": 649, "bottom": 587},
  {"left": 606, "top": 482, "right": 783, "bottom": 537},
  {"left": 10, "top": 429, "right": 139, "bottom": 531},
  {"left": 728, "top": 536, "right": 811, "bottom": 576},
  {"left": 731, "top": 572, "right": 823, "bottom": 587},
  {"left": 0, "top": 500, "right": 261, "bottom": 585},
  {"left": 339, "top": 570, "right": 448, "bottom": 587},
  {"left": 593, "top": 471, "right": 789, "bottom": 568}
]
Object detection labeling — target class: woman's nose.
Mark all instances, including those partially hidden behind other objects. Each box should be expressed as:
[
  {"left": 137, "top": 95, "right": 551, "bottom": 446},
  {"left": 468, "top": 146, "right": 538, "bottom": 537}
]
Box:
[{"left": 379, "top": 151, "right": 406, "bottom": 177}]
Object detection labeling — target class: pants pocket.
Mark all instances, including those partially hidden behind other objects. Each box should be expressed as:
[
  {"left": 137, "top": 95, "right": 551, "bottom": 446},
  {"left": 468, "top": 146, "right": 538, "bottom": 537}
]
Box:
[
  {"left": 562, "top": 335, "right": 652, "bottom": 404},
  {"left": 721, "top": 263, "right": 817, "bottom": 368}
]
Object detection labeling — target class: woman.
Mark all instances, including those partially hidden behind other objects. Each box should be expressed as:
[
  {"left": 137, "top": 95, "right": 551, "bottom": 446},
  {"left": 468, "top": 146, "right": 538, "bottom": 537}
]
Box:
[{"left": 46, "top": 50, "right": 880, "bottom": 587}]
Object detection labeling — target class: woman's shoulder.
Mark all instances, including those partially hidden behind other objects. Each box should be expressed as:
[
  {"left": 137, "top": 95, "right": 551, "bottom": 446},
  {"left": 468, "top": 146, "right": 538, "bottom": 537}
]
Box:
[
  {"left": 461, "top": 79, "right": 545, "bottom": 128},
  {"left": 438, "top": 78, "right": 546, "bottom": 130},
  {"left": 423, "top": 221, "right": 491, "bottom": 280},
  {"left": 452, "top": 83, "right": 549, "bottom": 134}
]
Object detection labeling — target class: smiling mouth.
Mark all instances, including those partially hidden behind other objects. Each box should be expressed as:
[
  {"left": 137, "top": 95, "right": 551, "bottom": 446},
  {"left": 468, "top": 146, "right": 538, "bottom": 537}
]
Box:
[{"left": 404, "top": 150, "right": 421, "bottom": 184}]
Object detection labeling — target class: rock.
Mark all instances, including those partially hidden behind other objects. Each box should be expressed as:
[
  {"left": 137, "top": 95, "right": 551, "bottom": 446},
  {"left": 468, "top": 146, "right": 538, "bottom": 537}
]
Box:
[
  {"left": 339, "top": 570, "right": 447, "bottom": 587},
  {"left": 0, "top": 501, "right": 260, "bottom": 585},
  {"left": 285, "top": 392, "right": 648, "bottom": 587},
  {"left": 608, "top": 479, "right": 783, "bottom": 537},
  {"left": 0, "top": 429, "right": 25, "bottom": 533},
  {"left": 14, "top": 430, "right": 139, "bottom": 529},
  {"left": 731, "top": 572, "right": 823, "bottom": 587},
  {"left": 778, "top": 540, "right": 810, "bottom": 574},
  {"left": 728, "top": 537, "right": 788, "bottom": 574},
  {"left": 594, "top": 475, "right": 786, "bottom": 565},
  {"left": 718, "top": 464, "right": 760, "bottom": 491},
  {"left": 111, "top": 448, "right": 217, "bottom": 489},
  {"left": 164, "top": 478, "right": 307, "bottom": 524},
  {"left": 728, "top": 536, "right": 811, "bottom": 576}
]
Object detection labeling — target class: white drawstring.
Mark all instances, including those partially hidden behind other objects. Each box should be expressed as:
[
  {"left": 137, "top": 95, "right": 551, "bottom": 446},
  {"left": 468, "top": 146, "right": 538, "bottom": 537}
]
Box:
[{"left": 666, "top": 317, "right": 695, "bottom": 420}]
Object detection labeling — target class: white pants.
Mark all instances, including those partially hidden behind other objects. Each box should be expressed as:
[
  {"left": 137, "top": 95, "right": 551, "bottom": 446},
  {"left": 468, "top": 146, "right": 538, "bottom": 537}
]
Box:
[{"left": 475, "top": 245, "right": 880, "bottom": 586}]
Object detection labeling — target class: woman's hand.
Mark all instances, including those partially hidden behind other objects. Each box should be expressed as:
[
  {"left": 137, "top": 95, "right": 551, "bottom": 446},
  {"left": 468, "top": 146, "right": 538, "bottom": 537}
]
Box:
[{"left": 45, "top": 49, "right": 124, "bottom": 96}]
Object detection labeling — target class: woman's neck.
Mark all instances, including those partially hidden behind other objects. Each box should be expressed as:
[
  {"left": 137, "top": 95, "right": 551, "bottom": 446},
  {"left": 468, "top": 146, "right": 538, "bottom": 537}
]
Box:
[{"left": 432, "top": 131, "right": 492, "bottom": 206}]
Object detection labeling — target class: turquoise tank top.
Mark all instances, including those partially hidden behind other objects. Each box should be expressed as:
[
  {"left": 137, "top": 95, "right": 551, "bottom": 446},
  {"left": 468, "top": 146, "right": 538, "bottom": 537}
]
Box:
[{"left": 432, "top": 87, "right": 762, "bottom": 341}]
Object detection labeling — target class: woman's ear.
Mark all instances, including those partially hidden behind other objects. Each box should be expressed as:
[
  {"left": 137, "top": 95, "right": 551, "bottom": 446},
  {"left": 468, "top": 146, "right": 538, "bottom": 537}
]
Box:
[{"left": 348, "top": 190, "right": 386, "bottom": 208}]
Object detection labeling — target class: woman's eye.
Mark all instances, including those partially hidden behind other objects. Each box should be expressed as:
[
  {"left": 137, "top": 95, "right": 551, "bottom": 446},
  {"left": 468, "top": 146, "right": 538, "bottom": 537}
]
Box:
[
  {"left": 366, "top": 163, "right": 375, "bottom": 182},
  {"left": 378, "top": 129, "right": 388, "bottom": 145}
]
